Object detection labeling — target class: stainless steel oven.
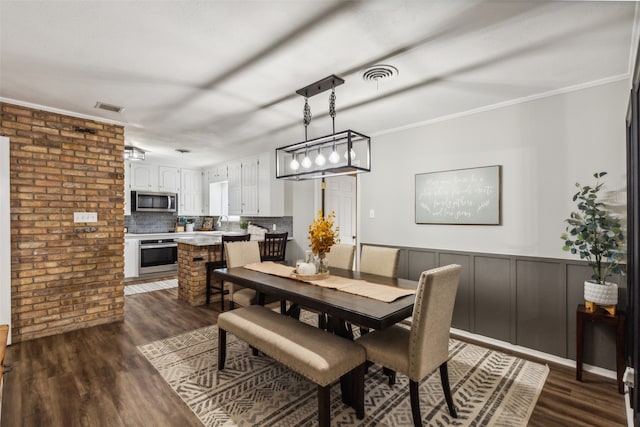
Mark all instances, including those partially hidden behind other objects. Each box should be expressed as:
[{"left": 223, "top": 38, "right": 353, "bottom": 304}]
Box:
[{"left": 139, "top": 239, "right": 178, "bottom": 274}]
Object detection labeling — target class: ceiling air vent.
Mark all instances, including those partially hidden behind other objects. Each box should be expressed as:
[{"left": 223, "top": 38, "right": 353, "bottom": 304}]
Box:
[
  {"left": 362, "top": 64, "right": 399, "bottom": 83},
  {"left": 94, "top": 101, "right": 125, "bottom": 113}
]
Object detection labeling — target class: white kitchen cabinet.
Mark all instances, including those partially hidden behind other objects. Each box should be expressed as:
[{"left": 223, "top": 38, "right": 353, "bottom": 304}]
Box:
[
  {"left": 124, "top": 239, "right": 139, "bottom": 278},
  {"left": 207, "top": 165, "right": 227, "bottom": 183},
  {"left": 227, "top": 161, "right": 242, "bottom": 215},
  {"left": 241, "top": 157, "right": 259, "bottom": 215},
  {"left": 158, "top": 166, "right": 180, "bottom": 193},
  {"left": 130, "top": 163, "right": 158, "bottom": 191},
  {"left": 124, "top": 162, "right": 131, "bottom": 215},
  {"left": 179, "top": 168, "right": 204, "bottom": 215},
  {"left": 219, "top": 153, "right": 283, "bottom": 216},
  {"left": 256, "top": 151, "right": 284, "bottom": 217}
]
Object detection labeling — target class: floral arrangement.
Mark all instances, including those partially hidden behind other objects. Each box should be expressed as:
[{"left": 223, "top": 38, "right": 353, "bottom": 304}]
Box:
[{"left": 308, "top": 210, "right": 339, "bottom": 258}]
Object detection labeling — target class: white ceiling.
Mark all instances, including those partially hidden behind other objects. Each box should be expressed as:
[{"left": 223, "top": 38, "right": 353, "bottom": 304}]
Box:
[{"left": 1, "top": 1, "right": 637, "bottom": 168}]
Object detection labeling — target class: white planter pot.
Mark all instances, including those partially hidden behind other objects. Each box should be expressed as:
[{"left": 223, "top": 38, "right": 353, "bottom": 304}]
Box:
[{"left": 583, "top": 280, "right": 618, "bottom": 306}]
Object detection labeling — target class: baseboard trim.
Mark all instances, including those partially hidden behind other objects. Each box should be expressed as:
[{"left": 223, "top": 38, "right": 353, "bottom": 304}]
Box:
[{"left": 451, "top": 327, "right": 617, "bottom": 380}]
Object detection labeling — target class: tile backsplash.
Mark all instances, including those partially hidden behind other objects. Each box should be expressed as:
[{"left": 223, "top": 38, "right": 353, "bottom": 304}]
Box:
[{"left": 125, "top": 213, "right": 292, "bottom": 236}]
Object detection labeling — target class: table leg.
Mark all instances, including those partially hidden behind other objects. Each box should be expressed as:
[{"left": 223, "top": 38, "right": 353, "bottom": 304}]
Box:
[
  {"left": 326, "top": 315, "right": 354, "bottom": 407},
  {"left": 616, "top": 316, "right": 625, "bottom": 394},
  {"left": 576, "top": 310, "right": 584, "bottom": 382}
]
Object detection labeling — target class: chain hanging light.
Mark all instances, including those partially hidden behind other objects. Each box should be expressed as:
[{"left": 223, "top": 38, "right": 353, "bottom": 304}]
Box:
[{"left": 276, "top": 75, "right": 371, "bottom": 180}]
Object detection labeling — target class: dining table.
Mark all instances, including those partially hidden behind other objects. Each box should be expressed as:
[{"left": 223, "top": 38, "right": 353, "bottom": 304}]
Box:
[{"left": 212, "top": 264, "right": 419, "bottom": 407}]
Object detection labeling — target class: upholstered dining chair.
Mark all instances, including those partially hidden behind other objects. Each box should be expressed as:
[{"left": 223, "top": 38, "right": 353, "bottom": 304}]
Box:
[
  {"left": 225, "top": 241, "right": 280, "bottom": 309},
  {"left": 359, "top": 245, "right": 400, "bottom": 278},
  {"left": 325, "top": 243, "right": 356, "bottom": 270},
  {"left": 261, "top": 231, "right": 288, "bottom": 262},
  {"left": 205, "top": 233, "right": 250, "bottom": 309},
  {"left": 356, "top": 264, "right": 462, "bottom": 427}
]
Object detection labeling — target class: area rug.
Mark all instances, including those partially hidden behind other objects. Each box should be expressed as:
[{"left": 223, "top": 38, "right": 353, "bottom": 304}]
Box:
[
  {"left": 124, "top": 279, "right": 178, "bottom": 296},
  {"left": 138, "top": 313, "right": 549, "bottom": 427}
]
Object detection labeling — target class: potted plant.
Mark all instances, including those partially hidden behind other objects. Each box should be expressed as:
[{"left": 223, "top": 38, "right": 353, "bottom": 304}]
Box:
[{"left": 561, "top": 172, "right": 625, "bottom": 313}]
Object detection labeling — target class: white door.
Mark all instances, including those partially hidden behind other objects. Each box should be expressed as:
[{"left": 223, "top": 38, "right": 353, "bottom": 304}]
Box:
[
  {"left": 324, "top": 175, "right": 357, "bottom": 245},
  {"left": 1, "top": 137, "right": 11, "bottom": 343}
]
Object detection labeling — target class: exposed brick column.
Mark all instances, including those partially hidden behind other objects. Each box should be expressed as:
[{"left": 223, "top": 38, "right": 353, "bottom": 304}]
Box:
[{"left": 1, "top": 102, "right": 125, "bottom": 342}]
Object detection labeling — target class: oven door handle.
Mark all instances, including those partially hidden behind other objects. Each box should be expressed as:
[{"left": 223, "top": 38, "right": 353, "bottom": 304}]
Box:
[{"left": 140, "top": 243, "right": 178, "bottom": 249}]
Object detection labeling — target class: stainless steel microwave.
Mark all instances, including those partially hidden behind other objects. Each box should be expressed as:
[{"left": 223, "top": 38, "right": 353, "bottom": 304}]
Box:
[{"left": 131, "top": 191, "right": 177, "bottom": 212}]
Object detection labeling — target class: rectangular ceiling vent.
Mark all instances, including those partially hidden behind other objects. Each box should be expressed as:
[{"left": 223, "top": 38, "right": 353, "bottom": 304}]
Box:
[{"left": 94, "top": 101, "right": 124, "bottom": 113}]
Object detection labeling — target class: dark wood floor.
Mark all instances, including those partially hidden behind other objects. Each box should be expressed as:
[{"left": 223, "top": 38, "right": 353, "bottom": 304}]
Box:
[{"left": 2, "top": 288, "right": 627, "bottom": 427}]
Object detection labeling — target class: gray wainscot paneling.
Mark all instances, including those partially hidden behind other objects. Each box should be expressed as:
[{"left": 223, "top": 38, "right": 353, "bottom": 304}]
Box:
[
  {"left": 474, "top": 256, "right": 511, "bottom": 342},
  {"left": 361, "top": 243, "right": 627, "bottom": 370},
  {"left": 516, "top": 259, "right": 566, "bottom": 357}
]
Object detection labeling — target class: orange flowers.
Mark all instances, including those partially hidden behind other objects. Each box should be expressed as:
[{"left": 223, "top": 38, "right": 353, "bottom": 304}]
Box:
[{"left": 308, "top": 210, "right": 339, "bottom": 257}]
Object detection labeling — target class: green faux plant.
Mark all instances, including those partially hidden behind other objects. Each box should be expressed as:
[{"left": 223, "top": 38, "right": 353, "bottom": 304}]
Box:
[{"left": 561, "top": 172, "right": 625, "bottom": 284}]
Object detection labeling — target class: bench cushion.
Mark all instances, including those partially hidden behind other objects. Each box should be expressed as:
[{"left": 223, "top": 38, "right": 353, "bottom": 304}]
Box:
[{"left": 218, "top": 305, "right": 365, "bottom": 386}]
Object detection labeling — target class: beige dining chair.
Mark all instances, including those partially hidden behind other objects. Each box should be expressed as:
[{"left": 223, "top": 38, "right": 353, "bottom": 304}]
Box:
[
  {"left": 225, "top": 241, "right": 278, "bottom": 309},
  {"left": 356, "top": 264, "right": 461, "bottom": 427},
  {"left": 325, "top": 244, "right": 356, "bottom": 270},
  {"left": 360, "top": 245, "right": 400, "bottom": 278}
]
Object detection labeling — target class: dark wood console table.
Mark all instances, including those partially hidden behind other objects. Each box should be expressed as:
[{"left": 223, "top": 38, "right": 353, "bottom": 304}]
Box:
[{"left": 576, "top": 304, "right": 625, "bottom": 394}]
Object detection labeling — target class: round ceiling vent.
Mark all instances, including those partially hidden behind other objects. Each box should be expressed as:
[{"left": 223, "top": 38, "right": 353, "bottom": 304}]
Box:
[{"left": 362, "top": 64, "right": 399, "bottom": 82}]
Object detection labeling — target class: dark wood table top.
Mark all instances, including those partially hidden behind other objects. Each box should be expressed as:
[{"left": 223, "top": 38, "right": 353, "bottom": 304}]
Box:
[{"left": 213, "top": 266, "right": 418, "bottom": 330}]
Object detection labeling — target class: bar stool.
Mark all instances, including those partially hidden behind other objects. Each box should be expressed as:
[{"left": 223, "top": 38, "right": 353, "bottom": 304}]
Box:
[
  {"left": 261, "top": 232, "right": 288, "bottom": 262},
  {"left": 205, "top": 233, "right": 250, "bottom": 310}
]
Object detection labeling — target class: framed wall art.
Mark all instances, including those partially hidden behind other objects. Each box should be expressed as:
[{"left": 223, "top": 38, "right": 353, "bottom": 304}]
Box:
[{"left": 415, "top": 165, "right": 501, "bottom": 225}]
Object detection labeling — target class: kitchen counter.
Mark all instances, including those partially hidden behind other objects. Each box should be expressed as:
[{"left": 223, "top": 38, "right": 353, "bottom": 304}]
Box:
[{"left": 125, "top": 231, "right": 224, "bottom": 239}]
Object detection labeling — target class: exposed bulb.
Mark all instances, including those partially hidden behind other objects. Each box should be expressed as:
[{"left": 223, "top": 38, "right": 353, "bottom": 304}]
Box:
[
  {"left": 344, "top": 148, "right": 356, "bottom": 161},
  {"left": 301, "top": 154, "right": 312, "bottom": 169},
  {"left": 315, "top": 149, "right": 326, "bottom": 166},
  {"left": 290, "top": 156, "right": 300, "bottom": 171},
  {"left": 328, "top": 149, "right": 340, "bottom": 164}
]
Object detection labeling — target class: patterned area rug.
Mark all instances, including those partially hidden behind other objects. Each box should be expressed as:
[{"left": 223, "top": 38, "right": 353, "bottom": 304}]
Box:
[
  {"left": 138, "top": 313, "right": 548, "bottom": 427},
  {"left": 124, "top": 279, "right": 178, "bottom": 296}
]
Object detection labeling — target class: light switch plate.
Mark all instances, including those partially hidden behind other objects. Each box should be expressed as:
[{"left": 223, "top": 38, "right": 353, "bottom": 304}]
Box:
[
  {"left": 74, "top": 212, "right": 97, "bottom": 223},
  {"left": 369, "top": 209, "right": 375, "bottom": 218}
]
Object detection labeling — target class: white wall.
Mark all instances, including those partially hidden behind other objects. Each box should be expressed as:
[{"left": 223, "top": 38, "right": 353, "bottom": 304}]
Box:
[
  {"left": 289, "top": 80, "right": 629, "bottom": 260},
  {"left": 1, "top": 137, "right": 11, "bottom": 343}
]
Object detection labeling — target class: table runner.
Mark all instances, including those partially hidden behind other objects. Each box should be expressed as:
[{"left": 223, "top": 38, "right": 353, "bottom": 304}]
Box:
[{"left": 243, "top": 262, "right": 415, "bottom": 302}]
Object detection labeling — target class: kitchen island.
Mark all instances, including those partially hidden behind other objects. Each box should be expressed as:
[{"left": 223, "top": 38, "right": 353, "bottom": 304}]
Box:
[
  {"left": 176, "top": 232, "right": 292, "bottom": 306},
  {"left": 176, "top": 234, "right": 229, "bottom": 306}
]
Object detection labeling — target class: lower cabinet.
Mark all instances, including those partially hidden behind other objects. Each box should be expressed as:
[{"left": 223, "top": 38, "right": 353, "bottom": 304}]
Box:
[{"left": 124, "top": 239, "right": 139, "bottom": 278}]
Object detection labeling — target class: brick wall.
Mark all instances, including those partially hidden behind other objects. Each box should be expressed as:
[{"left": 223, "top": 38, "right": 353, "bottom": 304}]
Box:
[{"left": 0, "top": 102, "right": 125, "bottom": 342}]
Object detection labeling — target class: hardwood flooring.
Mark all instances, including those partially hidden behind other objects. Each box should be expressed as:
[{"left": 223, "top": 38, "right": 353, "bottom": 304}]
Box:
[{"left": 2, "top": 288, "right": 627, "bottom": 427}]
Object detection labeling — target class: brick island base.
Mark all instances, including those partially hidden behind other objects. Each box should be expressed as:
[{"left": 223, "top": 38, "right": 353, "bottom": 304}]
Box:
[{"left": 177, "top": 242, "right": 222, "bottom": 306}]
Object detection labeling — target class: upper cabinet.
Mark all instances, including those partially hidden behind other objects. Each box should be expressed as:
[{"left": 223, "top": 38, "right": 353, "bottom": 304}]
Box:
[
  {"left": 158, "top": 166, "right": 180, "bottom": 193},
  {"left": 220, "top": 152, "right": 283, "bottom": 217},
  {"left": 179, "top": 168, "right": 204, "bottom": 216},
  {"left": 129, "top": 163, "right": 179, "bottom": 193},
  {"left": 130, "top": 163, "right": 158, "bottom": 191}
]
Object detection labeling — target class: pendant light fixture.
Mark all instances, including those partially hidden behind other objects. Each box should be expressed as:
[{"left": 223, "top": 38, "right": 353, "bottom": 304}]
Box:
[{"left": 276, "top": 75, "right": 371, "bottom": 180}]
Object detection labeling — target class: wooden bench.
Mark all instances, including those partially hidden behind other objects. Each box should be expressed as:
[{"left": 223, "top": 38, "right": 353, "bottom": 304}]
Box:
[{"left": 218, "top": 305, "right": 366, "bottom": 427}]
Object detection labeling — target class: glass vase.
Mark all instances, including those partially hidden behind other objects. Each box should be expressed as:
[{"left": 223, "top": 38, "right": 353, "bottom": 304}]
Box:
[{"left": 315, "top": 253, "right": 329, "bottom": 274}]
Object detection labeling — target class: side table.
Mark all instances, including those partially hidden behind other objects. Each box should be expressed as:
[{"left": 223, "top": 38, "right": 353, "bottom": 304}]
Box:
[{"left": 576, "top": 304, "right": 625, "bottom": 394}]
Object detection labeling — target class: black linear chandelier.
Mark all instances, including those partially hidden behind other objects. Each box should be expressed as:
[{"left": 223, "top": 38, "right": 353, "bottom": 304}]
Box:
[{"left": 276, "top": 75, "right": 371, "bottom": 180}]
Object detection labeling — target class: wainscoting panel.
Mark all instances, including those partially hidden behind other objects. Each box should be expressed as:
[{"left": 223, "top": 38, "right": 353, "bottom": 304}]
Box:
[
  {"left": 362, "top": 242, "right": 627, "bottom": 370},
  {"left": 406, "top": 249, "right": 436, "bottom": 281},
  {"left": 441, "top": 252, "right": 472, "bottom": 331},
  {"left": 516, "top": 259, "right": 566, "bottom": 357},
  {"left": 474, "top": 256, "right": 511, "bottom": 342}
]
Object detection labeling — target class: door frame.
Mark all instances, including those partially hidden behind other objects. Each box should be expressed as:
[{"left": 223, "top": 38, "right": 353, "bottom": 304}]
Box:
[
  {"left": 1, "top": 136, "right": 11, "bottom": 344},
  {"left": 315, "top": 174, "right": 361, "bottom": 269}
]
